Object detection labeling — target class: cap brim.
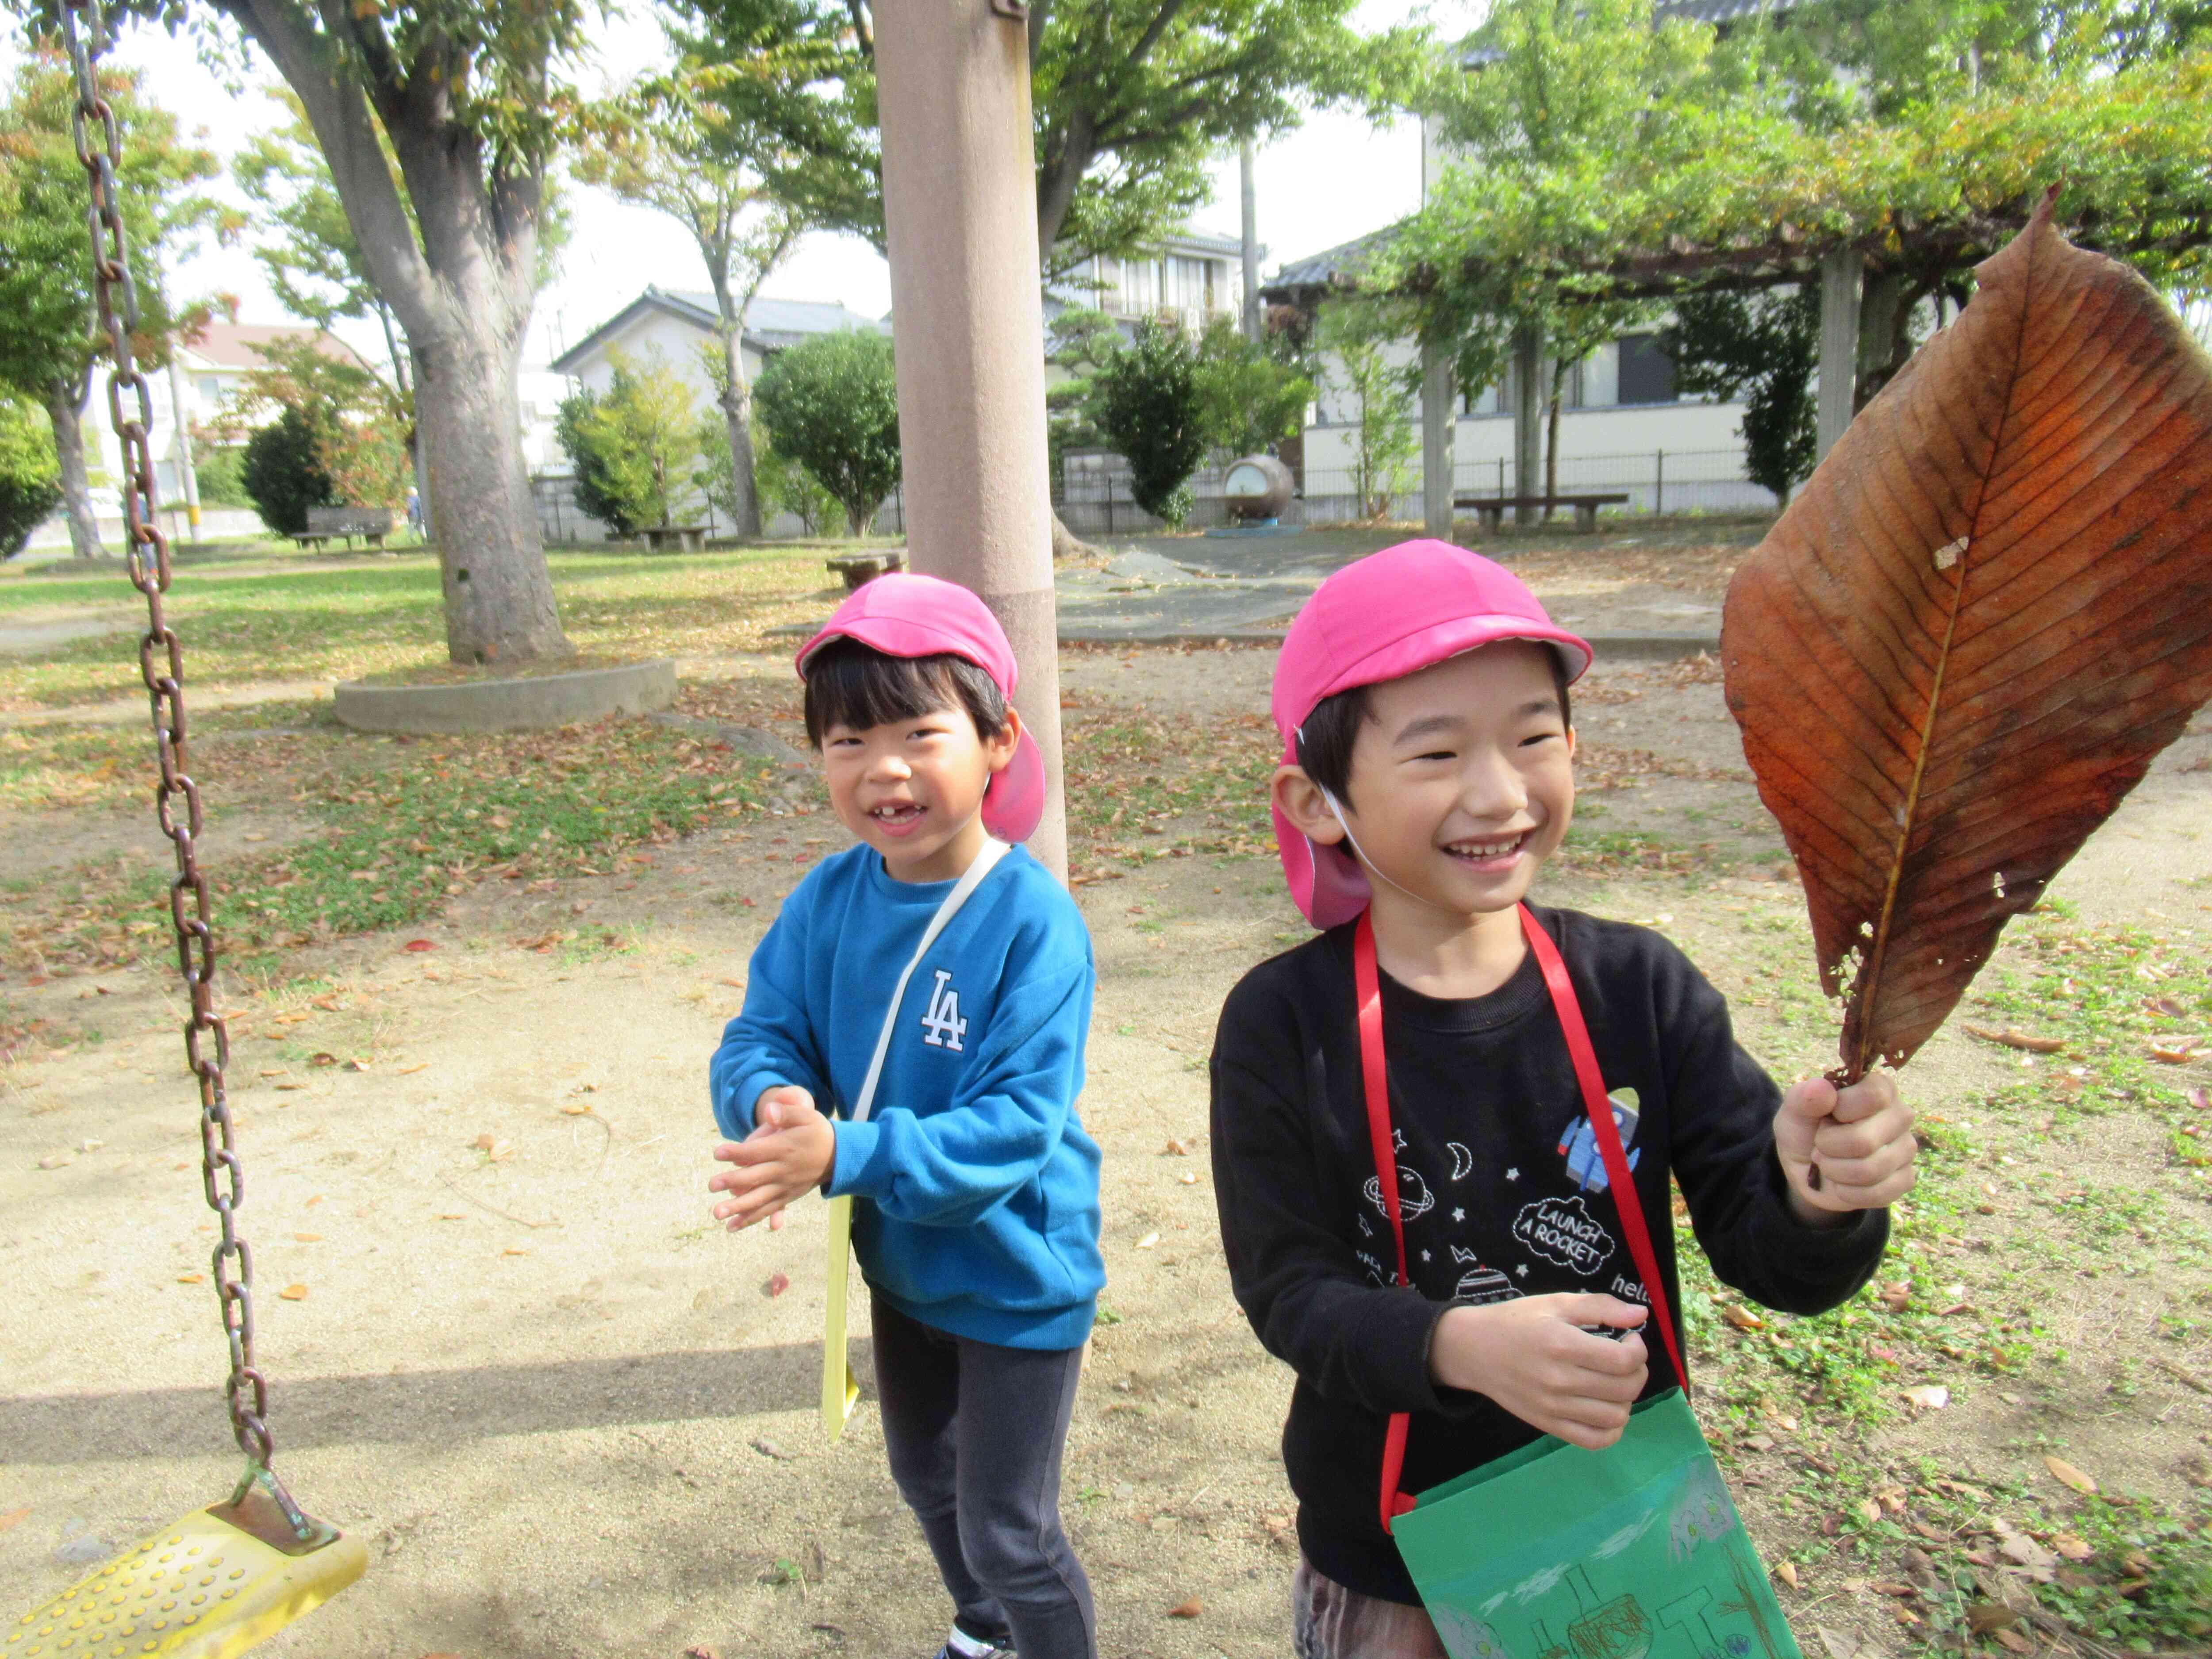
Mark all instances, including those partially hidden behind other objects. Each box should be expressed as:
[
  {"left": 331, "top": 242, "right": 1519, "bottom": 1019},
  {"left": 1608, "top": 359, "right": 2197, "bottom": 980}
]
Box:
[{"left": 982, "top": 727, "right": 1046, "bottom": 845}]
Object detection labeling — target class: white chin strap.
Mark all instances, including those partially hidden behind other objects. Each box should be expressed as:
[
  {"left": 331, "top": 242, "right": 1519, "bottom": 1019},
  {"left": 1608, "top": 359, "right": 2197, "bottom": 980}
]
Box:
[{"left": 1318, "top": 786, "right": 1428, "bottom": 907}]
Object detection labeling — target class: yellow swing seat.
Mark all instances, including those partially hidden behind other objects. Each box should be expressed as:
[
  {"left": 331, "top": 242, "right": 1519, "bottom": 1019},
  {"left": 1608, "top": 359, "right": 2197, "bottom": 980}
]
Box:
[{"left": 8, "top": 1497, "right": 365, "bottom": 1659}]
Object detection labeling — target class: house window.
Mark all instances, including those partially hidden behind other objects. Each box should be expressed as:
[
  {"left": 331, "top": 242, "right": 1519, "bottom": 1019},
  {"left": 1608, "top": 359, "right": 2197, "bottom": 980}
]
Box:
[
  {"left": 197, "top": 376, "right": 223, "bottom": 403},
  {"left": 1616, "top": 334, "right": 1677, "bottom": 404}
]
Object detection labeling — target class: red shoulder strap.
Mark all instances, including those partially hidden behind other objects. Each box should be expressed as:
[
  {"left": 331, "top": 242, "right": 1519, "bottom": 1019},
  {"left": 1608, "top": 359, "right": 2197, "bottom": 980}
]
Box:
[
  {"left": 1353, "top": 913, "right": 1419, "bottom": 1532},
  {"left": 1517, "top": 906, "right": 1688, "bottom": 1393},
  {"left": 1352, "top": 907, "right": 1690, "bottom": 1537}
]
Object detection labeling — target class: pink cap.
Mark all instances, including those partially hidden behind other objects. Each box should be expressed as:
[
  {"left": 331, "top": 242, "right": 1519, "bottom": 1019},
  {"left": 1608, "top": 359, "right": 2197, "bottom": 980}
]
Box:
[
  {"left": 794, "top": 572, "right": 1046, "bottom": 844},
  {"left": 1270, "top": 539, "right": 1593, "bottom": 928}
]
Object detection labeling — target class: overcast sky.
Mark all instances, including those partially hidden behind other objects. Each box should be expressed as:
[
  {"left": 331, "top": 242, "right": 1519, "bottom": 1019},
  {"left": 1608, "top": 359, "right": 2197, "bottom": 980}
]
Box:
[{"left": 4, "top": 3, "right": 1470, "bottom": 375}]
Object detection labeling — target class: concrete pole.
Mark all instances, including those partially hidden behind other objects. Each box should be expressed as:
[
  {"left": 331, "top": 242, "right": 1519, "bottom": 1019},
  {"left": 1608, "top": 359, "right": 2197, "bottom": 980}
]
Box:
[
  {"left": 165, "top": 349, "right": 202, "bottom": 546},
  {"left": 1816, "top": 249, "right": 1863, "bottom": 462},
  {"left": 1421, "top": 338, "right": 1456, "bottom": 540},
  {"left": 876, "top": 0, "right": 1067, "bottom": 882},
  {"left": 1240, "top": 140, "right": 1262, "bottom": 344}
]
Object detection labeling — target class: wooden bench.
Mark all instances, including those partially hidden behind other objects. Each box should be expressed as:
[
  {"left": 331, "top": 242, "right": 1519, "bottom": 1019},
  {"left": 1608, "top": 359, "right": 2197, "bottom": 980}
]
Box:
[
  {"left": 826, "top": 551, "right": 907, "bottom": 590},
  {"left": 1454, "top": 493, "right": 1630, "bottom": 534},
  {"left": 295, "top": 506, "right": 396, "bottom": 551},
  {"left": 642, "top": 524, "right": 707, "bottom": 553}
]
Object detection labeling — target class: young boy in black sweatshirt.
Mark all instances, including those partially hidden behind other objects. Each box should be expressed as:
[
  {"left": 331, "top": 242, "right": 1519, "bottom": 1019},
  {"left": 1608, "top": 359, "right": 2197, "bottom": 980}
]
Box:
[{"left": 1209, "top": 540, "right": 1920, "bottom": 1659}]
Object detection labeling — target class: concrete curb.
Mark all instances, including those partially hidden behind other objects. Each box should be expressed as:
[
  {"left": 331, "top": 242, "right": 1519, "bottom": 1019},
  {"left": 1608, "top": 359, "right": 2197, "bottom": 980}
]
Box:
[{"left": 334, "top": 659, "right": 677, "bottom": 734}]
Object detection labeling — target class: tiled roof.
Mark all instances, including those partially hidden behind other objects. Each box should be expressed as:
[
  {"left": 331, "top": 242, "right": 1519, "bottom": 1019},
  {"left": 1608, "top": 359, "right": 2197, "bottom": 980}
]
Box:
[
  {"left": 181, "top": 324, "right": 370, "bottom": 373},
  {"left": 1261, "top": 227, "right": 1402, "bottom": 299}
]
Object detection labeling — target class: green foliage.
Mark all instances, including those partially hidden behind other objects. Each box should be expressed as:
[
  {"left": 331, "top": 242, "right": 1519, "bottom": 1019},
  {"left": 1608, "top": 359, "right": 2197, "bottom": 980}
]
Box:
[
  {"left": 1388, "top": 0, "right": 2212, "bottom": 336},
  {"left": 755, "top": 435, "right": 843, "bottom": 538},
  {"left": 1662, "top": 289, "right": 1820, "bottom": 507},
  {"left": 753, "top": 330, "right": 901, "bottom": 537},
  {"left": 222, "top": 336, "right": 410, "bottom": 511},
  {"left": 1045, "top": 305, "right": 1126, "bottom": 459},
  {"left": 564, "top": 349, "right": 707, "bottom": 533},
  {"left": 241, "top": 407, "right": 338, "bottom": 537},
  {"left": 1190, "top": 317, "right": 1314, "bottom": 460},
  {"left": 555, "top": 388, "right": 634, "bottom": 538},
  {"left": 680, "top": 0, "right": 1426, "bottom": 272},
  {"left": 1089, "top": 319, "right": 1205, "bottom": 526},
  {"left": 193, "top": 445, "right": 252, "bottom": 509},
  {"left": 0, "top": 394, "right": 60, "bottom": 558},
  {"left": 0, "top": 52, "right": 230, "bottom": 405},
  {"left": 1316, "top": 303, "right": 1417, "bottom": 522}
]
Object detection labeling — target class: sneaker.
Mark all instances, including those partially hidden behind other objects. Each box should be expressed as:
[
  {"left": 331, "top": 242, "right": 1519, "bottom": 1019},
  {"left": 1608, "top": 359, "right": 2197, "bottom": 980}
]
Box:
[{"left": 936, "top": 1626, "right": 1016, "bottom": 1659}]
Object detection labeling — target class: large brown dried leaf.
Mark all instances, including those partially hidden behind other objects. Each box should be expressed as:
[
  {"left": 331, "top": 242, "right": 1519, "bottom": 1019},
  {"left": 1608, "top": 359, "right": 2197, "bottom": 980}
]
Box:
[{"left": 1723, "top": 201, "right": 2212, "bottom": 1078}]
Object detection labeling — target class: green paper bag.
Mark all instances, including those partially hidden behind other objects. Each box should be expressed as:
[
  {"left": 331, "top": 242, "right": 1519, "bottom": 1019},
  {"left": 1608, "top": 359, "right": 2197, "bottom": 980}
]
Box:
[{"left": 1392, "top": 1390, "right": 1801, "bottom": 1659}]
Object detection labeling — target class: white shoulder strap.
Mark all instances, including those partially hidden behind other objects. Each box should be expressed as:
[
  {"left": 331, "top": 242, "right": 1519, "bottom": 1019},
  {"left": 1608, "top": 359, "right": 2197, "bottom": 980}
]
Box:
[{"left": 849, "top": 838, "right": 1011, "bottom": 1125}]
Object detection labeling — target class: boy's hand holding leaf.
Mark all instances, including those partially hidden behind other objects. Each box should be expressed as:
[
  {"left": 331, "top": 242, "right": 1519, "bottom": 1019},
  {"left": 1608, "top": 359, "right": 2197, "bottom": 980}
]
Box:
[
  {"left": 1773, "top": 1071, "right": 1917, "bottom": 1223},
  {"left": 710, "top": 1085, "right": 836, "bottom": 1232}
]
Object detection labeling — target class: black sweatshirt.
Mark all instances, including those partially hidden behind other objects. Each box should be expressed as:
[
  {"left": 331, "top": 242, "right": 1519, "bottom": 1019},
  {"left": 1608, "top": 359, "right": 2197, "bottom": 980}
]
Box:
[{"left": 1208, "top": 905, "right": 1889, "bottom": 1604}]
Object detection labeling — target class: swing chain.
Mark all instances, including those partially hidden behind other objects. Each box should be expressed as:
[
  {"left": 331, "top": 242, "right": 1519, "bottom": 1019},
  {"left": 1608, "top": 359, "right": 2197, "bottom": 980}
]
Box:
[{"left": 59, "top": 0, "right": 273, "bottom": 1474}]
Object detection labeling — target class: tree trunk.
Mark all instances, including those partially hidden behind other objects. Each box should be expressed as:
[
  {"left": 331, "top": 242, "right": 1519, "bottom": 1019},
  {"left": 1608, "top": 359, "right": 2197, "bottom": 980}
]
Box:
[
  {"left": 1543, "top": 371, "right": 1565, "bottom": 522},
  {"left": 1511, "top": 322, "right": 1545, "bottom": 526},
  {"left": 415, "top": 325, "right": 567, "bottom": 664},
  {"left": 228, "top": 0, "right": 570, "bottom": 665},
  {"left": 719, "top": 327, "right": 764, "bottom": 539},
  {"left": 46, "top": 379, "right": 104, "bottom": 561}
]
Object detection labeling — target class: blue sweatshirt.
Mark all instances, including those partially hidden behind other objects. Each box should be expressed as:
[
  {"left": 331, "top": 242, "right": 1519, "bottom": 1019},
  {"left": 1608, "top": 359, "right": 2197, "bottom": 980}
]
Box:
[{"left": 710, "top": 843, "right": 1103, "bottom": 1350}]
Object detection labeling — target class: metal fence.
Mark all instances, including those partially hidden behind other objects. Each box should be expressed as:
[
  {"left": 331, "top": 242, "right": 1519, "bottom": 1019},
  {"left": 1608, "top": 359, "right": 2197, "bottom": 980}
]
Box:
[{"left": 532, "top": 442, "right": 1774, "bottom": 547}]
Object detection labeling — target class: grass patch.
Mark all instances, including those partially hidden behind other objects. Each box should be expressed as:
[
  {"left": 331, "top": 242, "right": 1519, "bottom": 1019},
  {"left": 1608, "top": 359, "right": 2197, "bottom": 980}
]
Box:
[{"left": 2, "top": 718, "right": 785, "bottom": 980}]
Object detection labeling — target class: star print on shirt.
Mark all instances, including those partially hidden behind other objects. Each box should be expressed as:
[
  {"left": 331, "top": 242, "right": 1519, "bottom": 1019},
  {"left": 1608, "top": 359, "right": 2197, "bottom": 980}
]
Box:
[
  {"left": 1515, "top": 1263, "right": 1529, "bottom": 1277},
  {"left": 1452, "top": 1207, "right": 1466, "bottom": 1223},
  {"left": 1505, "top": 1167, "right": 1521, "bottom": 1182},
  {"left": 1420, "top": 1249, "right": 1432, "bottom": 1263}
]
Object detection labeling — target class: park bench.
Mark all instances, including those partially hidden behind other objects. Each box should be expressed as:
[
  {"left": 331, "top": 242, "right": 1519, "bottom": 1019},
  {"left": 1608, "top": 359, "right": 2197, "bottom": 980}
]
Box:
[
  {"left": 1454, "top": 492, "right": 1631, "bottom": 534},
  {"left": 295, "top": 506, "right": 396, "bottom": 551},
  {"left": 643, "top": 524, "right": 708, "bottom": 553},
  {"left": 826, "top": 550, "right": 907, "bottom": 590}
]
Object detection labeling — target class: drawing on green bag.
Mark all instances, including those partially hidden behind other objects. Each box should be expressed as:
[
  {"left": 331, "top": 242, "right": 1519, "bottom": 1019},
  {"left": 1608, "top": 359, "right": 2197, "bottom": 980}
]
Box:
[
  {"left": 1717, "top": 1542, "right": 1790, "bottom": 1659},
  {"left": 1561, "top": 1566, "right": 1652, "bottom": 1659},
  {"left": 1668, "top": 1459, "right": 1740, "bottom": 1561},
  {"left": 1432, "top": 1603, "right": 1518, "bottom": 1659}
]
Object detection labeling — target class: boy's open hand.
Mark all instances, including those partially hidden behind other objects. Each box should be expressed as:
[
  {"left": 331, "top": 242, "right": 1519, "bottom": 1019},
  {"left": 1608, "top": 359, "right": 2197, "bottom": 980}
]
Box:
[
  {"left": 709, "top": 1085, "right": 836, "bottom": 1232},
  {"left": 1429, "top": 1294, "right": 1649, "bottom": 1450},
  {"left": 1774, "top": 1071, "right": 1917, "bottom": 1222}
]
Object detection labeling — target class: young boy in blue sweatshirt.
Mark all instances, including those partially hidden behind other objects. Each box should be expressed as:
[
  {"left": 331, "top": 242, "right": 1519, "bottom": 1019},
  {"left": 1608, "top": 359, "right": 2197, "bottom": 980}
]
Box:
[{"left": 708, "top": 574, "right": 1102, "bottom": 1659}]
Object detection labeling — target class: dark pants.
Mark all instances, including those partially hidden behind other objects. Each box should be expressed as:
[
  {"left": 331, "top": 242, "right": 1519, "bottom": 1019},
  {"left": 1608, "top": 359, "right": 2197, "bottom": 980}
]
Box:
[{"left": 871, "top": 1297, "right": 1096, "bottom": 1659}]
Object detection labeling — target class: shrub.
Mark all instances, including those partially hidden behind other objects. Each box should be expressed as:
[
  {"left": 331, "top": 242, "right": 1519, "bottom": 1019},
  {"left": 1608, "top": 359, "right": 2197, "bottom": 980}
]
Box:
[
  {"left": 754, "top": 330, "right": 902, "bottom": 536},
  {"left": 556, "top": 387, "right": 635, "bottom": 538},
  {"left": 1090, "top": 318, "right": 1205, "bottom": 526},
  {"left": 0, "top": 395, "right": 61, "bottom": 559},
  {"left": 240, "top": 406, "right": 338, "bottom": 537},
  {"left": 567, "top": 349, "right": 705, "bottom": 533},
  {"left": 193, "top": 443, "right": 253, "bottom": 508}
]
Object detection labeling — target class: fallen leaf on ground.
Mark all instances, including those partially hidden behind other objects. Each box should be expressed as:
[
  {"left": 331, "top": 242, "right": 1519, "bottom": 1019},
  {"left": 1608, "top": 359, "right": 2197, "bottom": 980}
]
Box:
[
  {"left": 502, "top": 1247, "right": 529, "bottom": 1258},
  {"left": 1166, "top": 1599, "right": 1202, "bottom": 1619},
  {"left": 279, "top": 1283, "right": 307, "bottom": 1300},
  {"left": 1857, "top": 1498, "right": 1885, "bottom": 1526},
  {"left": 1966, "top": 1602, "right": 2020, "bottom": 1635},
  {"left": 1992, "top": 1630, "right": 2033, "bottom": 1655},
  {"left": 37, "top": 1154, "right": 72, "bottom": 1170},
  {"left": 2044, "top": 1455, "right": 2097, "bottom": 1493},
  {"left": 1774, "top": 1560, "right": 1800, "bottom": 1588},
  {"left": 309, "top": 1052, "right": 337, "bottom": 1068},
  {"left": 1815, "top": 1625, "right": 1858, "bottom": 1659},
  {"left": 750, "top": 1438, "right": 789, "bottom": 1460},
  {"left": 561, "top": 1102, "right": 593, "bottom": 1115},
  {"left": 2000, "top": 1532, "right": 2058, "bottom": 1571},
  {"left": 176, "top": 1272, "right": 203, "bottom": 1284},
  {"left": 346, "top": 1058, "right": 373, "bottom": 1072},
  {"left": 1721, "top": 1304, "right": 1763, "bottom": 1330},
  {"left": 2053, "top": 1532, "right": 2094, "bottom": 1562},
  {"left": 2151, "top": 1041, "right": 2200, "bottom": 1064},
  {"left": 1878, "top": 1281, "right": 1912, "bottom": 1312},
  {"left": 293, "top": 1232, "right": 322, "bottom": 1243},
  {"left": 1134, "top": 1232, "right": 1161, "bottom": 1250},
  {"left": 1903, "top": 1384, "right": 1950, "bottom": 1410},
  {"left": 403, "top": 939, "right": 438, "bottom": 952},
  {"left": 1162, "top": 1139, "right": 1189, "bottom": 1156},
  {"left": 764, "top": 1273, "right": 789, "bottom": 1298},
  {"left": 1964, "top": 1025, "right": 2066, "bottom": 1054},
  {"left": 0, "top": 1508, "right": 28, "bottom": 1533}
]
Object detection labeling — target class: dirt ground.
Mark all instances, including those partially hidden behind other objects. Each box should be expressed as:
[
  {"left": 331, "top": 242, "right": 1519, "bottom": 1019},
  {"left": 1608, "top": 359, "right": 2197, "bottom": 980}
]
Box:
[{"left": 3, "top": 627, "right": 2209, "bottom": 1657}]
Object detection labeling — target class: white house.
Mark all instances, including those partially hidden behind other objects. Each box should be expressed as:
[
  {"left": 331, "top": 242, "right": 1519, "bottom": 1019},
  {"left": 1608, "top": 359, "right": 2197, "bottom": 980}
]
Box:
[
  {"left": 548, "top": 288, "right": 885, "bottom": 407},
  {"left": 1045, "top": 227, "right": 1250, "bottom": 336}
]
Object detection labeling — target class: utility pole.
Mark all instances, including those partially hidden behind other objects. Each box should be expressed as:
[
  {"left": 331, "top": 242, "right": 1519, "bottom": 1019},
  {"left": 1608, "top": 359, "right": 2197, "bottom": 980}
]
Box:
[
  {"left": 875, "top": 0, "right": 1068, "bottom": 881},
  {"left": 1240, "top": 139, "right": 1262, "bottom": 344},
  {"left": 165, "top": 349, "right": 202, "bottom": 547},
  {"left": 1816, "top": 249, "right": 1863, "bottom": 462}
]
